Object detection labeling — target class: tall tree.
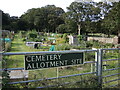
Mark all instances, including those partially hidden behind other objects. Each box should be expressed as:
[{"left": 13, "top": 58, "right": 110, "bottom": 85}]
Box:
[
  {"left": 101, "top": 2, "right": 120, "bottom": 38},
  {"left": 21, "top": 5, "right": 65, "bottom": 33},
  {"left": 66, "top": 2, "right": 101, "bottom": 35},
  {"left": 21, "top": 8, "right": 36, "bottom": 30},
  {"left": 2, "top": 11, "right": 11, "bottom": 30}
]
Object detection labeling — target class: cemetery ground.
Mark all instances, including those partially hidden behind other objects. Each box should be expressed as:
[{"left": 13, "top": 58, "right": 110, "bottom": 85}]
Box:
[{"left": 4, "top": 32, "right": 119, "bottom": 88}]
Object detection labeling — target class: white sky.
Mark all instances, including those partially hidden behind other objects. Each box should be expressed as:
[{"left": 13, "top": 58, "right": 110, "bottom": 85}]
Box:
[{"left": 0, "top": 0, "right": 101, "bottom": 17}]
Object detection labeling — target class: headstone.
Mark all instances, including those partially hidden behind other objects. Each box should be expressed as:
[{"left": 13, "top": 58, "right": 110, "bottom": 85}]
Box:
[
  {"left": 9, "top": 70, "right": 28, "bottom": 79},
  {"left": 26, "top": 42, "right": 42, "bottom": 48},
  {"left": 68, "top": 35, "right": 79, "bottom": 45},
  {"left": 113, "top": 36, "right": 118, "bottom": 44}
]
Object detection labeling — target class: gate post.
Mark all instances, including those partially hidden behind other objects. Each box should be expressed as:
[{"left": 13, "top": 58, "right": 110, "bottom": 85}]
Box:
[{"left": 96, "top": 49, "right": 103, "bottom": 88}]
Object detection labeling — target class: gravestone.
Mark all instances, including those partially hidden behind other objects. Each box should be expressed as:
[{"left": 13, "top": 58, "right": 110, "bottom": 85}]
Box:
[
  {"left": 26, "top": 42, "right": 42, "bottom": 48},
  {"left": 113, "top": 36, "right": 118, "bottom": 44},
  {"left": 9, "top": 70, "right": 28, "bottom": 79},
  {"left": 68, "top": 35, "right": 79, "bottom": 45}
]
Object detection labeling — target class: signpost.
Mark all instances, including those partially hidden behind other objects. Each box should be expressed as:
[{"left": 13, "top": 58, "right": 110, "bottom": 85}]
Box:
[{"left": 25, "top": 52, "right": 84, "bottom": 70}]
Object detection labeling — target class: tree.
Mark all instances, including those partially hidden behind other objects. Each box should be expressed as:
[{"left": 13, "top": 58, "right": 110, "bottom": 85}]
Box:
[
  {"left": 21, "top": 5, "right": 65, "bottom": 33},
  {"left": 17, "top": 19, "right": 29, "bottom": 30},
  {"left": 66, "top": 2, "right": 101, "bottom": 35},
  {"left": 21, "top": 8, "right": 36, "bottom": 30},
  {"left": 41, "top": 5, "right": 65, "bottom": 33},
  {"left": 10, "top": 16, "right": 18, "bottom": 32},
  {"left": 101, "top": 2, "right": 120, "bottom": 38},
  {"left": 2, "top": 11, "right": 11, "bottom": 30}
]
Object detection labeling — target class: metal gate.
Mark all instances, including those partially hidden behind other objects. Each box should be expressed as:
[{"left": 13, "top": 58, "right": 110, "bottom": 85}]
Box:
[{"left": 1, "top": 48, "right": 120, "bottom": 88}]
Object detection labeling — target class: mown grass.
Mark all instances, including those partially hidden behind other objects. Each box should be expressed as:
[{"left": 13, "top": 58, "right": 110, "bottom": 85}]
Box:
[{"left": 5, "top": 34, "right": 47, "bottom": 68}]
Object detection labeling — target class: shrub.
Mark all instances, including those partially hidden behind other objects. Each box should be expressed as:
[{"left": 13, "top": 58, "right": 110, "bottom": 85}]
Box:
[
  {"left": 56, "top": 38, "right": 66, "bottom": 44},
  {"left": 104, "top": 43, "right": 114, "bottom": 48},
  {"left": 77, "top": 35, "right": 83, "bottom": 42},
  {"left": 20, "top": 31, "right": 27, "bottom": 38},
  {"left": 86, "top": 41, "right": 93, "bottom": 48},
  {"left": 62, "top": 33, "right": 69, "bottom": 43},
  {"left": 56, "top": 44, "right": 71, "bottom": 50},
  {"left": 5, "top": 42, "right": 11, "bottom": 52},
  {"left": 58, "top": 76, "right": 98, "bottom": 88},
  {"left": 29, "top": 33, "right": 37, "bottom": 38},
  {"left": 22, "top": 38, "right": 26, "bottom": 41}
]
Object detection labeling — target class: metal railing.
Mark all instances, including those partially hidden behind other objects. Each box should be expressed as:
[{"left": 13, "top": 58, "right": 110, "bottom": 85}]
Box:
[{"left": 1, "top": 48, "right": 120, "bottom": 88}]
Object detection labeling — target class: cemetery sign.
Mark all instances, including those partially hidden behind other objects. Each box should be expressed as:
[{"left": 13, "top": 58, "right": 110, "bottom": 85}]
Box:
[{"left": 24, "top": 52, "right": 84, "bottom": 70}]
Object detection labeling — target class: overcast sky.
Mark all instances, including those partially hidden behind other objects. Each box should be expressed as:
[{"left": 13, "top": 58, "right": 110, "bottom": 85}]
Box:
[{"left": 0, "top": 0, "right": 101, "bottom": 17}]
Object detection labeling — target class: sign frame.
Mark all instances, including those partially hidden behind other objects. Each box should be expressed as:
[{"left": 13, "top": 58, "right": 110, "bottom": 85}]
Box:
[{"left": 24, "top": 52, "right": 85, "bottom": 70}]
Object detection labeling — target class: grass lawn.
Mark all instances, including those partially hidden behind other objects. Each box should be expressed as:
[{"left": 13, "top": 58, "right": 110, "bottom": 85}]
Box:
[{"left": 5, "top": 34, "right": 45, "bottom": 68}]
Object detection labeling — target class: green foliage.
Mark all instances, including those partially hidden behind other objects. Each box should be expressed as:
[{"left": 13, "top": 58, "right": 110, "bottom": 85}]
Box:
[
  {"left": 2, "top": 11, "right": 11, "bottom": 30},
  {"left": 20, "top": 31, "right": 27, "bottom": 38},
  {"left": 86, "top": 41, "right": 93, "bottom": 48},
  {"left": 102, "top": 2, "right": 120, "bottom": 36},
  {"left": 29, "top": 33, "right": 37, "bottom": 38},
  {"left": 22, "top": 38, "right": 26, "bottom": 41},
  {"left": 56, "top": 44, "right": 71, "bottom": 50},
  {"left": 27, "top": 30, "right": 38, "bottom": 41},
  {"left": 1, "top": 2, "right": 119, "bottom": 35},
  {"left": 5, "top": 42, "right": 11, "bottom": 52},
  {"left": 56, "top": 37, "right": 67, "bottom": 45},
  {"left": 56, "top": 24, "right": 67, "bottom": 33},
  {"left": 1, "top": 2, "right": 119, "bottom": 36},
  {"left": 2, "top": 57, "right": 14, "bottom": 88},
  {"left": 2, "top": 70, "right": 11, "bottom": 88},
  {"left": 71, "top": 45, "right": 86, "bottom": 50},
  {"left": 21, "top": 5, "right": 65, "bottom": 32},
  {"left": 103, "top": 43, "right": 114, "bottom": 48},
  {"left": 59, "top": 76, "right": 98, "bottom": 88},
  {"left": 62, "top": 33, "right": 69, "bottom": 43},
  {"left": 77, "top": 35, "right": 83, "bottom": 42},
  {"left": 66, "top": 2, "right": 102, "bottom": 34}
]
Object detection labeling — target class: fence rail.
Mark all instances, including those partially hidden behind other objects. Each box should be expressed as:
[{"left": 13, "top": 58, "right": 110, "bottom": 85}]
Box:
[
  {"left": 8, "top": 72, "right": 96, "bottom": 84},
  {"left": 1, "top": 49, "right": 97, "bottom": 55}
]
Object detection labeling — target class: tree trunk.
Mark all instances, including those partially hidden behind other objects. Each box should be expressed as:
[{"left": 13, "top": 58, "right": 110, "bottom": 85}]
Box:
[
  {"left": 107, "top": 30, "right": 111, "bottom": 38},
  {"left": 118, "top": 31, "right": 120, "bottom": 44},
  {"left": 78, "top": 24, "right": 81, "bottom": 35}
]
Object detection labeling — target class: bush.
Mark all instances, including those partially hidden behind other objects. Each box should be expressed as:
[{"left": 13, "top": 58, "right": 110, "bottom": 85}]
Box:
[
  {"left": 56, "top": 44, "right": 71, "bottom": 50},
  {"left": 20, "top": 31, "right": 27, "bottom": 38},
  {"left": 71, "top": 45, "right": 86, "bottom": 50},
  {"left": 56, "top": 38, "right": 66, "bottom": 44},
  {"left": 77, "top": 35, "right": 83, "bottom": 41},
  {"left": 22, "top": 38, "right": 26, "bottom": 41},
  {"left": 5, "top": 42, "right": 11, "bottom": 52},
  {"left": 104, "top": 43, "right": 114, "bottom": 48},
  {"left": 86, "top": 41, "right": 93, "bottom": 48},
  {"left": 62, "top": 33, "right": 69, "bottom": 43},
  {"left": 26, "top": 30, "right": 38, "bottom": 41},
  {"left": 29, "top": 33, "right": 37, "bottom": 38},
  {"left": 59, "top": 76, "right": 98, "bottom": 88}
]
